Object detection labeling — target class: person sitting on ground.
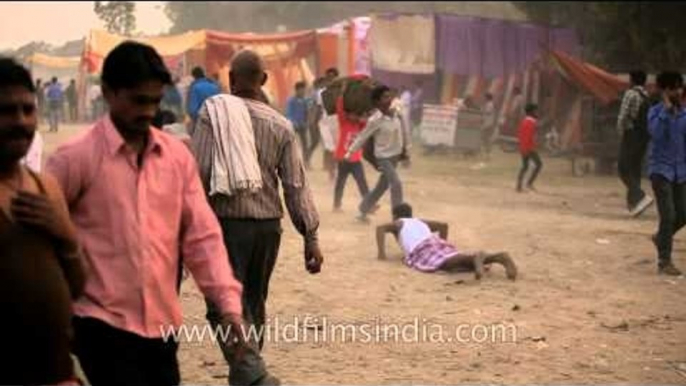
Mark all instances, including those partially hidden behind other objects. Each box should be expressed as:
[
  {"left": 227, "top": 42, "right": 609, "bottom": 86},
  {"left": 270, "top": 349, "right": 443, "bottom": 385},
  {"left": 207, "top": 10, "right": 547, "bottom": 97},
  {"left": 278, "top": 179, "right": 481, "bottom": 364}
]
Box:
[{"left": 376, "top": 203, "right": 518, "bottom": 280}]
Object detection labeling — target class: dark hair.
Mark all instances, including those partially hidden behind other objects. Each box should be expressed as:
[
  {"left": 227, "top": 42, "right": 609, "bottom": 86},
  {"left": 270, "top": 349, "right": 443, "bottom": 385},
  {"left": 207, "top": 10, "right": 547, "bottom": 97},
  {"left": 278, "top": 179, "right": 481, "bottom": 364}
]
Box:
[
  {"left": 0, "top": 57, "right": 35, "bottom": 93},
  {"left": 152, "top": 109, "right": 177, "bottom": 128},
  {"left": 325, "top": 67, "right": 339, "bottom": 77},
  {"left": 101, "top": 41, "right": 171, "bottom": 91},
  {"left": 525, "top": 103, "right": 538, "bottom": 115},
  {"left": 371, "top": 84, "right": 391, "bottom": 103},
  {"left": 192, "top": 66, "right": 205, "bottom": 79},
  {"left": 656, "top": 71, "right": 684, "bottom": 90},
  {"left": 513, "top": 87, "right": 522, "bottom": 95},
  {"left": 295, "top": 81, "right": 306, "bottom": 90},
  {"left": 629, "top": 70, "right": 647, "bottom": 87},
  {"left": 485, "top": 93, "right": 493, "bottom": 101},
  {"left": 392, "top": 203, "right": 413, "bottom": 219}
]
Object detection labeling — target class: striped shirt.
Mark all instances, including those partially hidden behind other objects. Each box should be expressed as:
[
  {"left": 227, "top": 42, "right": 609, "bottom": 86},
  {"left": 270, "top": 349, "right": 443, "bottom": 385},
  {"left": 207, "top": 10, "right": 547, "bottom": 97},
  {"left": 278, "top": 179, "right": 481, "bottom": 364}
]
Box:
[
  {"left": 191, "top": 97, "right": 320, "bottom": 240},
  {"left": 617, "top": 86, "right": 648, "bottom": 133}
]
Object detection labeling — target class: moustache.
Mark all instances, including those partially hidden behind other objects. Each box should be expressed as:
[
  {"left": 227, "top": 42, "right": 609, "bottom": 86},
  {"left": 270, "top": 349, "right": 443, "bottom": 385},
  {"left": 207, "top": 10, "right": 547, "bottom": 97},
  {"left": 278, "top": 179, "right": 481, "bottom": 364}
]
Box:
[{"left": 0, "top": 126, "right": 34, "bottom": 141}]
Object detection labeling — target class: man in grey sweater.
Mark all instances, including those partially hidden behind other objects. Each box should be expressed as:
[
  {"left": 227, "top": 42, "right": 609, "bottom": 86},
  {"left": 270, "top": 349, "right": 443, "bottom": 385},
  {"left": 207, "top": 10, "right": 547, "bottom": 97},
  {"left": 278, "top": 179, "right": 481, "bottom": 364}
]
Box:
[{"left": 345, "top": 84, "right": 411, "bottom": 223}]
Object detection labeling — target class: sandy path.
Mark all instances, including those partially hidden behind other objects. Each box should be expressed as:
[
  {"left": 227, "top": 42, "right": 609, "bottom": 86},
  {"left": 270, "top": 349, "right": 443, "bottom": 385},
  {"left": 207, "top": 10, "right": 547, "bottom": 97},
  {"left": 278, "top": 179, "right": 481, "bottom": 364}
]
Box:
[{"left": 46, "top": 124, "right": 686, "bottom": 385}]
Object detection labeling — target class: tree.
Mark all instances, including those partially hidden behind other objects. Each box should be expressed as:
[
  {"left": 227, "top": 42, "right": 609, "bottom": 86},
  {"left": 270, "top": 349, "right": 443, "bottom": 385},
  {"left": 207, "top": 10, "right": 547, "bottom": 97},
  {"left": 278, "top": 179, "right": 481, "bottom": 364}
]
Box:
[
  {"left": 164, "top": 2, "right": 528, "bottom": 34},
  {"left": 515, "top": 2, "right": 686, "bottom": 72},
  {"left": 94, "top": 1, "right": 136, "bottom": 36}
]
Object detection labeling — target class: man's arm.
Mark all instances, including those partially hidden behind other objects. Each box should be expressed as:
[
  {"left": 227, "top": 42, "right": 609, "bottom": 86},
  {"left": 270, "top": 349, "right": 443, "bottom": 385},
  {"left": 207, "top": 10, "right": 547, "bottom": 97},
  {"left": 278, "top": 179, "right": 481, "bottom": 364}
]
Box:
[
  {"left": 179, "top": 151, "right": 243, "bottom": 319},
  {"left": 189, "top": 105, "right": 213, "bottom": 193},
  {"left": 423, "top": 220, "right": 449, "bottom": 240},
  {"left": 346, "top": 117, "right": 380, "bottom": 158},
  {"left": 277, "top": 131, "right": 322, "bottom": 272},
  {"left": 376, "top": 223, "right": 399, "bottom": 260}
]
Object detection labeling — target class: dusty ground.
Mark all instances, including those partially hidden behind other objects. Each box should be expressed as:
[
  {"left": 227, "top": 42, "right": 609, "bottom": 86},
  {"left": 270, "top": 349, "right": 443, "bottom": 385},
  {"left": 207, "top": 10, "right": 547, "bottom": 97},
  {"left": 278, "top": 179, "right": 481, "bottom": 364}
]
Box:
[{"left": 46, "top": 124, "right": 686, "bottom": 385}]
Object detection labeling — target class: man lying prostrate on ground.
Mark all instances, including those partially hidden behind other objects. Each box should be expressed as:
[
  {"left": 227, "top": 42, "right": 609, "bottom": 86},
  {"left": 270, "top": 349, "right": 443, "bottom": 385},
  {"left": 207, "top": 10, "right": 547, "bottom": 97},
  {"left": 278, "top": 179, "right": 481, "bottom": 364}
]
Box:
[{"left": 376, "top": 203, "right": 518, "bottom": 280}]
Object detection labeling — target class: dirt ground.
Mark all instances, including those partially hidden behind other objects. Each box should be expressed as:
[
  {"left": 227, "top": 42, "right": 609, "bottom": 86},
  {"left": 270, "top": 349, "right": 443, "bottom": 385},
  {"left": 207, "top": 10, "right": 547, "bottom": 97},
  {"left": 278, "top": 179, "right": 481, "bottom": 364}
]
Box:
[{"left": 45, "top": 124, "right": 686, "bottom": 385}]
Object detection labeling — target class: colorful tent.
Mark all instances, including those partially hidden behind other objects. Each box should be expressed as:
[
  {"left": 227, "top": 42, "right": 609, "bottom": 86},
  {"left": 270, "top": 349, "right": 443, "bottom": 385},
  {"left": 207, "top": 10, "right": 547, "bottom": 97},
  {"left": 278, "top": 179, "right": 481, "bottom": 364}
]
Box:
[{"left": 205, "top": 29, "right": 318, "bottom": 107}]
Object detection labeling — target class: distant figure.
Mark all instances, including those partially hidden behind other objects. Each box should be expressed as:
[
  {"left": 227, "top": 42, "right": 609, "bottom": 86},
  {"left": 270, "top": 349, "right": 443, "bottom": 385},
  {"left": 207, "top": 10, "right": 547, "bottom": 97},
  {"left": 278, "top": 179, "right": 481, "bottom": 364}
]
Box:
[
  {"left": 376, "top": 203, "right": 517, "bottom": 280},
  {"left": 410, "top": 81, "right": 424, "bottom": 128},
  {"left": 286, "top": 81, "right": 310, "bottom": 160},
  {"left": 87, "top": 81, "right": 102, "bottom": 122},
  {"left": 187, "top": 66, "right": 221, "bottom": 124},
  {"left": 66, "top": 79, "right": 78, "bottom": 122},
  {"left": 161, "top": 78, "right": 184, "bottom": 118},
  {"left": 35, "top": 78, "right": 44, "bottom": 123},
  {"left": 481, "top": 93, "right": 497, "bottom": 157},
  {"left": 21, "top": 130, "right": 44, "bottom": 173},
  {"left": 516, "top": 103, "right": 543, "bottom": 192},
  {"left": 46, "top": 77, "right": 63, "bottom": 132},
  {"left": 617, "top": 70, "right": 654, "bottom": 217},
  {"left": 152, "top": 109, "right": 190, "bottom": 147},
  {"left": 505, "top": 87, "right": 524, "bottom": 137}
]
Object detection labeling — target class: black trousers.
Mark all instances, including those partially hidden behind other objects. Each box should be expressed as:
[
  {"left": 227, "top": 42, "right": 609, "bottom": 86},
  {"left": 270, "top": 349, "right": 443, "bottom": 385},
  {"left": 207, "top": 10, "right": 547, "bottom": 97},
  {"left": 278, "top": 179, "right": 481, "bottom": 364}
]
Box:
[
  {"left": 651, "top": 175, "right": 686, "bottom": 267},
  {"left": 72, "top": 317, "right": 180, "bottom": 386},
  {"left": 205, "top": 218, "right": 281, "bottom": 385},
  {"left": 334, "top": 161, "right": 370, "bottom": 209},
  {"left": 618, "top": 129, "right": 650, "bottom": 209},
  {"left": 517, "top": 151, "right": 543, "bottom": 190}
]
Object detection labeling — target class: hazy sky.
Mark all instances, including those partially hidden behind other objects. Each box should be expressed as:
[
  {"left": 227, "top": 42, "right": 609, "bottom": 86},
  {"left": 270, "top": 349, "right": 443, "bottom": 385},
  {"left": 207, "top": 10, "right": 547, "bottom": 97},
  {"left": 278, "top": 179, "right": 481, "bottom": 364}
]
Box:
[{"left": 0, "top": 1, "right": 171, "bottom": 50}]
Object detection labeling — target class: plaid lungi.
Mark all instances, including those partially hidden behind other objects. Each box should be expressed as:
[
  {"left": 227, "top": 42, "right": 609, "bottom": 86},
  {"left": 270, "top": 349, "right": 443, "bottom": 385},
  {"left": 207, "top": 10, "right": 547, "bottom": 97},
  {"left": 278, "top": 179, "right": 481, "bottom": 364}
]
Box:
[{"left": 405, "top": 235, "right": 459, "bottom": 272}]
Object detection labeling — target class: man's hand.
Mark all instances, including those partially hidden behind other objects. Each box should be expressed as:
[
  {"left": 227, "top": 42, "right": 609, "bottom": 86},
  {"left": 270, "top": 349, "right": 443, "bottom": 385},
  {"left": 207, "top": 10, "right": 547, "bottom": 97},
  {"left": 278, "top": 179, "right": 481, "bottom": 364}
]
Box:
[
  {"left": 220, "top": 313, "right": 248, "bottom": 360},
  {"left": 399, "top": 149, "right": 411, "bottom": 168},
  {"left": 304, "top": 239, "right": 323, "bottom": 274},
  {"left": 11, "top": 190, "right": 77, "bottom": 251}
]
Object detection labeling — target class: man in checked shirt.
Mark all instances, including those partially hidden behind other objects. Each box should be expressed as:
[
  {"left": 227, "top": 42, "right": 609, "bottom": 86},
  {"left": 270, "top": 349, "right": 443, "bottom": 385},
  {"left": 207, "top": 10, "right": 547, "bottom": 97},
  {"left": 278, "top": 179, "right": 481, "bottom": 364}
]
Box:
[
  {"left": 191, "top": 50, "right": 323, "bottom": 386},
  {"left": 617, "top": 70, "right": 655, "bottom": 217}
]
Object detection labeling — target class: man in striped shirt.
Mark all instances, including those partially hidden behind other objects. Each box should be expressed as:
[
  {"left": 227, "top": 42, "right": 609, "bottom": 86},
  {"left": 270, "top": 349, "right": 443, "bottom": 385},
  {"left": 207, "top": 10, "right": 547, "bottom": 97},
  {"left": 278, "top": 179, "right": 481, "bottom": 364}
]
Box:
[{"left": 191, "top": 50, "right": 323, "bottom": 386}]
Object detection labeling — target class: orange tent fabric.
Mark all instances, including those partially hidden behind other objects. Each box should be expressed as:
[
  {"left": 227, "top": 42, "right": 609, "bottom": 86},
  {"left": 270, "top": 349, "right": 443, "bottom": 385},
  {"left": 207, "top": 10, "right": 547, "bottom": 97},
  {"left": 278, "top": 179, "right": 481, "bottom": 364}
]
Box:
[
  {"left": 205, "top": 29, "right": 318, "bottom": 108},
  {"left": 548, "top": 50, "right": 628, "bottom": 106}
]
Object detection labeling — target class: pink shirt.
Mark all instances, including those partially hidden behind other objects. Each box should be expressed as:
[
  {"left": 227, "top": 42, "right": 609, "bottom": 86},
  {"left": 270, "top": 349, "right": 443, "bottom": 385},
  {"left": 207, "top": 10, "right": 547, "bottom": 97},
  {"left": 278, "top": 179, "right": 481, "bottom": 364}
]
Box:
[{"left": 46, "top": 116, "right": 243, "bottom": 338}]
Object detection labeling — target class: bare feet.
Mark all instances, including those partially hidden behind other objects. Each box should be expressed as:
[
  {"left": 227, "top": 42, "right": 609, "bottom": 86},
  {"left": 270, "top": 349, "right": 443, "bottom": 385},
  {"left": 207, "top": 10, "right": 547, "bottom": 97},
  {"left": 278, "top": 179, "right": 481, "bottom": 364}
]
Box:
[
  {"left": 473, "top": 253, "right": 485, "bottom": 280},
  {"left": 484, "top": 252, "right": 518, "bottom": 280}
]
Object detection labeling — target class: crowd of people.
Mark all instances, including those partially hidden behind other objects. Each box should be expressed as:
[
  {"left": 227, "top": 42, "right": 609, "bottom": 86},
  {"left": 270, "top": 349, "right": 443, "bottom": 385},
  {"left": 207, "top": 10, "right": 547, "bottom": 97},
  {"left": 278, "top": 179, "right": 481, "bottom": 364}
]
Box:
[{"left": 0, "top": 34, "right": 684, "bottom": 385}]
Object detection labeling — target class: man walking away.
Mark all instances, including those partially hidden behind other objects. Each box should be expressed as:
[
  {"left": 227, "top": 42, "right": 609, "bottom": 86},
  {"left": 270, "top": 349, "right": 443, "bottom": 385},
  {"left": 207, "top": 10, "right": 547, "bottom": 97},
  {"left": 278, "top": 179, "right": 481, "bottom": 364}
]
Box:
[
  {"left": 286, "top": 81, "right": 309, "bottom": 161},
  {"left": 191, "top": 49, "right": 324, "bottom": 386},
  {"left": 516, "top": 103, "right": 543, "bottom": 192},
  {"left": 618, "top": 70, "right": 655, "bottom": 217},
  {"left": 66, "top": 79, "right": 78, "bottom": 122},
  {"left": 187, "top": 66, "right": 221, "bottom": 124},
  {"left": 346, "top": 84, "right": 410, "bottom": 223},
  {"left": 481, "top": 93, "right": 497, "bottom": 158},
  {"left": 46, "top": 77, "right": 63, "bottom": 132},
  {"left": 648, "top": 71, "right": 686, "bottom": 276}
]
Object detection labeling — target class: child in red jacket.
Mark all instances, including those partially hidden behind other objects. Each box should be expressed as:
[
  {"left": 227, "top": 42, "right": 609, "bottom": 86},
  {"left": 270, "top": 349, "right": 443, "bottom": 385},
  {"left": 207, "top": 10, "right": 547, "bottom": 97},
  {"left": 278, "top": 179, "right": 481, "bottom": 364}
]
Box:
[{"left": 516, "top": 103, "right": 543, "bottom": 192}]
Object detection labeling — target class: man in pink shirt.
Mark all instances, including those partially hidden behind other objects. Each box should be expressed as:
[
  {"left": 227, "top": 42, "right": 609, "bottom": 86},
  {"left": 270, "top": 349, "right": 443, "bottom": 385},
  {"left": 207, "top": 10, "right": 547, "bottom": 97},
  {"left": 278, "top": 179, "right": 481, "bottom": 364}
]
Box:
[{"left": 46, "top": 42, "right": 246, "bottom": 386}]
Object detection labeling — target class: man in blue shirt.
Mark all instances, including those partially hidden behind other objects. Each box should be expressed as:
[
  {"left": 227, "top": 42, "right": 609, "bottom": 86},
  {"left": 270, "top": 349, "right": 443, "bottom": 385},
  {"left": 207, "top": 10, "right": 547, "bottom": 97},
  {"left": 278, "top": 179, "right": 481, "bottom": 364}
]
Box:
[
  {"left": 46, "top": 77, "right": 63, "bottom": 132},
  {"left": 648, "top": 71, "right": 686, "bottom": 276},
  {"left": 285, "top": 81, "right": 309, "bottom": 159},
  {"left": 187, "top": 67, "right": 220, "bottom": 124}
]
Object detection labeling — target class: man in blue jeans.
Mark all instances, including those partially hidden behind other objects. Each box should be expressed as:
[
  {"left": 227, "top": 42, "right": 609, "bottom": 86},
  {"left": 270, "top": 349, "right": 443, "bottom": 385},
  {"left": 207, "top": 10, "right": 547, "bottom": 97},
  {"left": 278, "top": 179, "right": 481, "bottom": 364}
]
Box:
[
  {"left": 46, "top": 77, "right": 64, "bottom": 132},
  {"left": 648, "top": 71, "right": 685, "bottom": 276},
  {"left": 346, "top": 84, "right": 410, "bottom": 223}
]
